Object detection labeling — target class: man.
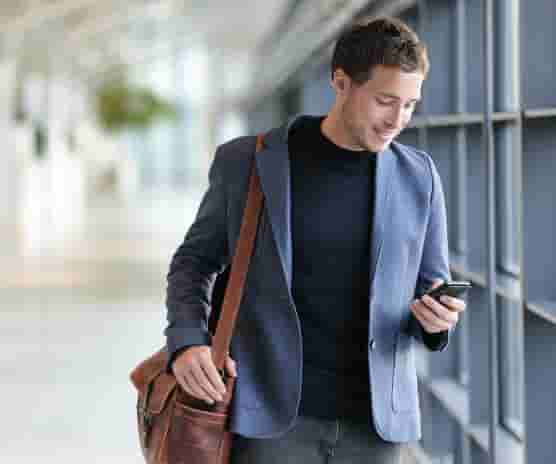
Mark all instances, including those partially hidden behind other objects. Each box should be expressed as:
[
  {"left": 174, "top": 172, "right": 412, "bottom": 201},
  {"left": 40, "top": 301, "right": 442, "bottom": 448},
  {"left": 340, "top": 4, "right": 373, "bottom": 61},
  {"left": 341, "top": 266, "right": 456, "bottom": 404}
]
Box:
[{"left": 165, "top": 16, "right": 466, "bottom": 463}]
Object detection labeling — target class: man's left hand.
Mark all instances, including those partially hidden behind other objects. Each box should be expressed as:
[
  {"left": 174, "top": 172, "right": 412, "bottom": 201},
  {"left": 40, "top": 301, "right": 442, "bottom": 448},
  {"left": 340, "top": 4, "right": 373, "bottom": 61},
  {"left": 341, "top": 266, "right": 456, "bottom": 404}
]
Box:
[{"left": 410, "top": 280, "right": 466, "bottom": 334}]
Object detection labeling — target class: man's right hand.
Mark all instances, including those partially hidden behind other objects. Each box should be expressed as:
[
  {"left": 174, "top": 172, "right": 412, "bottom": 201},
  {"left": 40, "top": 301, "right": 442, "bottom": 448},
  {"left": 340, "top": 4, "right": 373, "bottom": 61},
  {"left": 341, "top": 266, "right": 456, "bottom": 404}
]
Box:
[{"left": 171, "top": 346, "right": 237, "bottom": 405}]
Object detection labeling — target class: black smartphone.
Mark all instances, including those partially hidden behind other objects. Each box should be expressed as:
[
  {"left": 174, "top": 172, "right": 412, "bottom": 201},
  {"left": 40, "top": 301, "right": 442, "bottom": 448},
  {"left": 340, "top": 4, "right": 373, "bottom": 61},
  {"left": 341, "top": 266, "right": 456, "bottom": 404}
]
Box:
[{"left": 426, "top": 281, "right": 472, "bottom": 301}]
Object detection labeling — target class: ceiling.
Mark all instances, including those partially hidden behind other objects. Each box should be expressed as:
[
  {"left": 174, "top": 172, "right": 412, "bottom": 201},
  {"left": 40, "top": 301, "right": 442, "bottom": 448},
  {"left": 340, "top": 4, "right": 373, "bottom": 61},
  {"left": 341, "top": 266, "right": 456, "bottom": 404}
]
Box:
[
  {"left": 0, "top": 0, "right": 398, "bottom": 105},
  {"left": 0, "top": 0, "right": 294, "bottom": 81}
]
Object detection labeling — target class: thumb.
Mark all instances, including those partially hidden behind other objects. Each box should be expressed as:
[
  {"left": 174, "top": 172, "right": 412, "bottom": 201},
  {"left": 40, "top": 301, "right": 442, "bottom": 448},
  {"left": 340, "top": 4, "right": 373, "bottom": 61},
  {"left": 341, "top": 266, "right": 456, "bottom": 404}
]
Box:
[
  {"left": 429, "top": 279, "right": 445, "bottom": 291},
  {"left": 225, "top": 356, "right": 237, "bottom": 378}
]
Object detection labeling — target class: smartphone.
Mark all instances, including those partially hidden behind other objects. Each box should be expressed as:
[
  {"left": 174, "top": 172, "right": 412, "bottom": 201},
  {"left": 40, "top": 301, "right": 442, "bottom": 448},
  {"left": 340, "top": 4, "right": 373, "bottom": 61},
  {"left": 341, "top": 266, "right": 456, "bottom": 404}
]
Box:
[{"left": 426, "top": 281, "right": 472, "bottom": 301}]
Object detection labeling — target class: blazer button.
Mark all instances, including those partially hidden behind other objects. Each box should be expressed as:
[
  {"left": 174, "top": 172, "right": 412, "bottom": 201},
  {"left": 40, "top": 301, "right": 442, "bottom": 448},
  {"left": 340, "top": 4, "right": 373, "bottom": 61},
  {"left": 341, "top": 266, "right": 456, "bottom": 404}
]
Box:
[{"left": 369, "top": 339, "right": 376, "bottom": 351}]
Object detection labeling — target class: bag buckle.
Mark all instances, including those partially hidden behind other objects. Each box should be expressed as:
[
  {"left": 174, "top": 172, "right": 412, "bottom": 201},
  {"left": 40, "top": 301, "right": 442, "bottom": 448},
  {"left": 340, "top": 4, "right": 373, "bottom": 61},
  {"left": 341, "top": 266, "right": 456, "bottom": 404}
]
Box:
[
  {"left": 137, "top": 382, "right": 154, "bottom": 448},
  {"left": 140, "top": 412, "right": 153, "bottom": 448}
]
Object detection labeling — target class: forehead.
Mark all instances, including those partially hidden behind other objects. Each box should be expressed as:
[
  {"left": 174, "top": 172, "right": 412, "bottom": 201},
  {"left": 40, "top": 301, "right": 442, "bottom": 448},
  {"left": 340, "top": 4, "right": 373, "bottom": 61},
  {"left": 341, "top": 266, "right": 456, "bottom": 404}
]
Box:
[{"left": 359, "top": 65, "right": 424, "bottom": 99}]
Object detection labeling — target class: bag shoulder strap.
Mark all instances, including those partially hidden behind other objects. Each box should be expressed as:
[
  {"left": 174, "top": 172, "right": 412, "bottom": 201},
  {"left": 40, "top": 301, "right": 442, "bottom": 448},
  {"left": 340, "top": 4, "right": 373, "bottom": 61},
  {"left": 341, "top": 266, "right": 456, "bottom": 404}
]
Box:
[{"left": 211, "top": 134, "right": 265, "bottom": 371}]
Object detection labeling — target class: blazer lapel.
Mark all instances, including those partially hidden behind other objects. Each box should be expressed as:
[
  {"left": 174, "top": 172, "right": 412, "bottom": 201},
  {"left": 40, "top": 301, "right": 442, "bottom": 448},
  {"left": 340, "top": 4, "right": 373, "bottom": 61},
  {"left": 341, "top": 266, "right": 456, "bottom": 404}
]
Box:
[
  {"left": 370, "top": 147, "right": 395, "bottom": 290},
  {"left": 255, "top": 123, "right": 293, "bottom": 290},
  {"left": 254, "top": 116, "right": 397, "bottom": 298}
]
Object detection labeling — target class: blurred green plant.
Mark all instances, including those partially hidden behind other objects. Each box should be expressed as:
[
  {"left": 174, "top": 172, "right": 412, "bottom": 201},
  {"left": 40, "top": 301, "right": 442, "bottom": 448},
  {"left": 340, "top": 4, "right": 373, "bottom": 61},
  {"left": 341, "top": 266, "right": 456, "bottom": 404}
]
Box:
[
  {"left": 33, "top": 122, "right": 48, "bottom": 159},
  {"left": 95, "top": 78, "right": 178, "bottom": 133}
]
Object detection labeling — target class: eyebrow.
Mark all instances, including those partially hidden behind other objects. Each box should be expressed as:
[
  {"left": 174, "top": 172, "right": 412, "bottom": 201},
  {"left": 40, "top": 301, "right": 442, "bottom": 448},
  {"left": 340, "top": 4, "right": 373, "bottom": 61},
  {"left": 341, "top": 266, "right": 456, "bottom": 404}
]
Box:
[{"left": 378, "top": 93, "right": 421, "bottom": 103}]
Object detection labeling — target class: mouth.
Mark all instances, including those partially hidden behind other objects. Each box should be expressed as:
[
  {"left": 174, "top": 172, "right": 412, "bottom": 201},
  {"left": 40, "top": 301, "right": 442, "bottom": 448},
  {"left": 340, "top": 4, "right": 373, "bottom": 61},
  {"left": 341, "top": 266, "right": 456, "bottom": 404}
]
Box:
[{"left": 374, "top": 129, "right": 397, "bottom": 142}]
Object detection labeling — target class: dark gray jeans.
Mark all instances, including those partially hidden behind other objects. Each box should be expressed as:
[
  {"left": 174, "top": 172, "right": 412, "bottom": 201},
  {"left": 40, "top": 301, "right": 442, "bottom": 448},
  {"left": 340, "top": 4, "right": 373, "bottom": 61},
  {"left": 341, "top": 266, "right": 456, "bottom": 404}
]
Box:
[{"left": 230, "top": 415, "right": 404, "bottom": 464}]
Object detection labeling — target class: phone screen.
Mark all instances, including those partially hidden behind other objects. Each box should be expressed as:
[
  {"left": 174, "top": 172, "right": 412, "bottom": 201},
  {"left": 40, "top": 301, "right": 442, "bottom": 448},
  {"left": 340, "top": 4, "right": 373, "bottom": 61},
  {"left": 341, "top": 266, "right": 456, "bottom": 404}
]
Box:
[{"left": 427, "top": 282, "right": 471, "bottom": 300}]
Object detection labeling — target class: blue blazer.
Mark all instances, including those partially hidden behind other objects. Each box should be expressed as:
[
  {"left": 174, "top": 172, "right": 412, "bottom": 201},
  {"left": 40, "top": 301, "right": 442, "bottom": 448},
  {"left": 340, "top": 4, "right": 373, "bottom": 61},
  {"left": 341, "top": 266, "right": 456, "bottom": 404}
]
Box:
[{"left": 165, "top": 115, "right": 452, "bottom": 443}]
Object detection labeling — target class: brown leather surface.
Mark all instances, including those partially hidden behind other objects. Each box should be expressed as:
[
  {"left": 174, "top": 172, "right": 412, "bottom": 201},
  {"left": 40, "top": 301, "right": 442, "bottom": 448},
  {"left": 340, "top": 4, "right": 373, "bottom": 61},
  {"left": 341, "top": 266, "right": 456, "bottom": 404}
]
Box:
[
  {"left": 167, "top": 395, "right": 233, "bottom": 464},
  {"left": 130, "top": 134, "right": 265, "bottom": 464},
  {"left": 211, "top": 134, "right": 264, "bottom": 371},
  {"left": 130, "top": 348, "right": 170, "bottom": 395},
  {"left": 137, "top": 389, "right": 176, "bottom": 464}
]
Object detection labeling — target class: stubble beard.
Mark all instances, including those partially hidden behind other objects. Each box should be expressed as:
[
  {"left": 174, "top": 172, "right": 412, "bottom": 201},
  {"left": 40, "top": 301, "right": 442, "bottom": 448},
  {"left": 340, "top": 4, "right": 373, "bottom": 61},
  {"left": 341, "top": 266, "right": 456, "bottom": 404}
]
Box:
[{"left": 340, "top": 104, "right": 368, "bottom": 152}]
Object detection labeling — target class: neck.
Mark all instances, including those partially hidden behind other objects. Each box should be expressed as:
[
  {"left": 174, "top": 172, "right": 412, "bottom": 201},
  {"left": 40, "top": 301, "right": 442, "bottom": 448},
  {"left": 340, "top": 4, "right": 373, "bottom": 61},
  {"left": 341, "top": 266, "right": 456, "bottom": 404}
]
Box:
[{"left": 321, "top": 107, "right": 364, "bottom": 152}]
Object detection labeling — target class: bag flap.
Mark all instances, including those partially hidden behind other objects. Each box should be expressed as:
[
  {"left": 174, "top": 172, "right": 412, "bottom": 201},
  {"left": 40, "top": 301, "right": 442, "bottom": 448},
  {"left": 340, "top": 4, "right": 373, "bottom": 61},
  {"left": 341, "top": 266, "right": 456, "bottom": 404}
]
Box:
[
  {"left": 130, "top": 347, "right": 168, "bottom": 392},
  {"left": 130, "top": 347, "right": 176, "bottom": 414},
  {"left": 130, "top": 347, "right": 177, "bottom": 414},
  {"left": 144, "top": 372, "right": 177, "bottom": 414}
]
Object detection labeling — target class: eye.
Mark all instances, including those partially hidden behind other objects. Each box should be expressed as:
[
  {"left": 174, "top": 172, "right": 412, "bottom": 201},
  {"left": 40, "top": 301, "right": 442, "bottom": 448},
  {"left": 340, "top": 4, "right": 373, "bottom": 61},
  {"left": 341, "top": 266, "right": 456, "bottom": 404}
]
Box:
[{"left": 376, "top": 97, "right": 393, "bottom": 106}]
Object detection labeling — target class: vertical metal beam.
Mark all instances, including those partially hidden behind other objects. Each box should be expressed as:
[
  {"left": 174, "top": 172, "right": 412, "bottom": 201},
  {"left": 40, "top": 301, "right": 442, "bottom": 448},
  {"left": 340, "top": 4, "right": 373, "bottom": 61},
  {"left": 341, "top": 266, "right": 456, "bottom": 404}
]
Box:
[
  {"left": 454, "top": 0, "right": 468, "bottom": 262},
  {"left": 417, "top": 0, "right": 428, "bottom": 152},
  {"left": 482, "top": 0, "right": 499, "bottom": 462},
  {"left": 496, "top": 0, "right": 521, "bottom": 278},
  {"left": 454, "top": 0, "right": 470, "bottom": 418},
  {"left": 512, "top": 0, "right": 527, "bottom": 459},
  {"left": 495, "top": 3, "right": 525, "bottom": 451}
]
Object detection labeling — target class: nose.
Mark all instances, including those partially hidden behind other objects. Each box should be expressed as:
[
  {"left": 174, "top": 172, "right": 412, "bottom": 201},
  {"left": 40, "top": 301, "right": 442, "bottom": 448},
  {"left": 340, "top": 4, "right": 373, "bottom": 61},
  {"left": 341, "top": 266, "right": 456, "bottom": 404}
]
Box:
[{"left": 385, "top": 105, "right": 404, "bottom": 129}]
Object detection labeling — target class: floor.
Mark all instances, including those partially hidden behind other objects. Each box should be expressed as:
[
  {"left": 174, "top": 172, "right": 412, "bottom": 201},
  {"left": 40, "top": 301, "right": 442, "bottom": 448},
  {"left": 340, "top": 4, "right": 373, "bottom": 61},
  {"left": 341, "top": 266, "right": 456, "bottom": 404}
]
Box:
[{"left": 1, "top": 187, "right": 203, "bottom": 463}]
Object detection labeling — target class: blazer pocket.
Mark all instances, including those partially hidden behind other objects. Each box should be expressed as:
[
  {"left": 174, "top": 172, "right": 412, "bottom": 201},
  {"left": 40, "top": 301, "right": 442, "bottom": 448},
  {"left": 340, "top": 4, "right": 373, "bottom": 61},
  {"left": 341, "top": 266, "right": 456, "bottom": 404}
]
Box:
[{"left": 392, "top": 332, "right": 419, "bottom": 413}]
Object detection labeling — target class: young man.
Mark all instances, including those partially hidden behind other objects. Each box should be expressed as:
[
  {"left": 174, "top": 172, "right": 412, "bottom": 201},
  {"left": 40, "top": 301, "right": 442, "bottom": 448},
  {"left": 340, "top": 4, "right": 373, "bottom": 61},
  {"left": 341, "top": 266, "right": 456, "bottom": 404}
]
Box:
[{"left": 166, "top": 17, "right": 466, "bottom": 463}]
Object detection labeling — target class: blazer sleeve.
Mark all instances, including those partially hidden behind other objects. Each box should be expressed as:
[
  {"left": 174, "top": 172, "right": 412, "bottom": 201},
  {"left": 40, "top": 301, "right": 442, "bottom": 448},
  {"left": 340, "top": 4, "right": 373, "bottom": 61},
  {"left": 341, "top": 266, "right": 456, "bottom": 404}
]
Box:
[
  {"left": 164, "top": 146, "right": 230, "bottom": 370},
  {"left": 408, "top": 153, "right": 453, "bottom": 352}
]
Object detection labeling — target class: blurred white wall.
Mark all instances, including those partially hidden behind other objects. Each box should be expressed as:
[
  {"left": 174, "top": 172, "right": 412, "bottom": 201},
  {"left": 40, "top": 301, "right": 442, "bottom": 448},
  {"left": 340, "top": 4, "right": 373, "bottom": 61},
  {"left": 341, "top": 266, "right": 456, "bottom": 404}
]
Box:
[{"left": 0, "top": 59, "right": 18, "bottom": 235}]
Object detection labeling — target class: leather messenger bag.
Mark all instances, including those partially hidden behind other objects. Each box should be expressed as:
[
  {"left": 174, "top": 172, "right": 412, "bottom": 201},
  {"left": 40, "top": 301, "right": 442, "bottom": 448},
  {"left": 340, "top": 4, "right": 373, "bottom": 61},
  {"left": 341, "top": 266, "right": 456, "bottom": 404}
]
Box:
[{"left": 130, "top": 134, "right": 265, "bottom": 464}]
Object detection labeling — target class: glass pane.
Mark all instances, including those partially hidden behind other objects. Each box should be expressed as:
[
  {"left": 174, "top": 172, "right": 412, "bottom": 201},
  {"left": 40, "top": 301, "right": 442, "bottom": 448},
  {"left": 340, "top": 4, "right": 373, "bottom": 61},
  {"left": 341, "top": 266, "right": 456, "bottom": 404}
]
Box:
[{"left": 499, "top": 297, "right": 525, "bottom": 438}]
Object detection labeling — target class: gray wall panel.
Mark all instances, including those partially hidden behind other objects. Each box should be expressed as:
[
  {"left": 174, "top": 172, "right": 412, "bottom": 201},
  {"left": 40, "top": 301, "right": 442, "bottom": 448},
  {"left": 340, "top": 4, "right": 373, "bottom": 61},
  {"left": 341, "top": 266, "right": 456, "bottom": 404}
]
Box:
[
  {"left": 524, "top": 311, "right": 556, "bottom": 463},
  {"left": 299, "top": 67, "right": 335, "bottom": 116},
  {"left": 521, "top": 0, "right": 556, "bottom": 108},
  {"left": 466, "top": 126, "right": 487, "bottom": 274},
  {"left": 465, "top": 0, "right": 485, "bottom": 114},
  {"left": 247, "top": 98, "right": 284, "bottom": 134},
  {"left": 427, "top": 128, "right": 455, "bottom": 248},
  {"left": 468, "top": 286, "right": 490, "bottom": 425},
  {"left": 522, "top": 119, "right": 556, "bottom": 302},
  {"left": 396, "top": 128, "right": 419, "bottom": 147},
  {"left": 423, "top": 0, "right": 455, "bottom": 115},
  {"left": 423, "top": 394, "right": 457, "bottom": 460}
]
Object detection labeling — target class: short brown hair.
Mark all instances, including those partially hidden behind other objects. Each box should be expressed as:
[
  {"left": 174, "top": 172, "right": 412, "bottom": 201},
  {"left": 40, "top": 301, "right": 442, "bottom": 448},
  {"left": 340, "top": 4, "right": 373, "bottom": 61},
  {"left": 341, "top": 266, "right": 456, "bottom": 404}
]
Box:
[{"left": 331, "top": 16, "right": 430, "bottom": 84}]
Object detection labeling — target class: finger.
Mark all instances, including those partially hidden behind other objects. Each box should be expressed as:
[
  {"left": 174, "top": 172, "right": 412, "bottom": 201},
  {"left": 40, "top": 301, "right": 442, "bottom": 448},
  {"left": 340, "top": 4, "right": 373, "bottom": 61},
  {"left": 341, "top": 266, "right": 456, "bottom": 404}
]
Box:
[
  {"left": 438, "top": 295, "right": 466, "bottom": 312},
  {"left": 225, "top": 356, "right": 238, "bottom": 377},
  {"left": 418, "top": 299, "right": 455, "bottom": 329},
  {"left": 190, "top": 363, "right": 224, "bottom": 402},
  {"left": 179, "top": 372, "right": 211, "bottom": 403},
  {"left": 185, "top": 368, "right": 218, "bottom": 404},
  {"left": 415, "top": 306, "right": 450, "bottom": 333},
  {"left": 410, "top": 303, "right": 436, "bottom": 333},
  {"left": 413, "top": 300, "right": 452, "bottom": 332},
  {"left": 175, "top": 372, "right": 192, "bottom": 395},
  {"left": 421, "top": 295, "right": 459, "bottom": 325},
  {"left": 199, "top": 351, "right": 227, "bottom": 396}
]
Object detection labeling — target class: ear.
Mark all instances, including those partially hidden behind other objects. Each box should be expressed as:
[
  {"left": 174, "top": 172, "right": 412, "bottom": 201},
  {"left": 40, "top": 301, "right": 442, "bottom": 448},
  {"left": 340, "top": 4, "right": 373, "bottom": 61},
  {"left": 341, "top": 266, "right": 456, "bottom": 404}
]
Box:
[{"left": 331, "top": 69, "right": 351, "bottom": 96}]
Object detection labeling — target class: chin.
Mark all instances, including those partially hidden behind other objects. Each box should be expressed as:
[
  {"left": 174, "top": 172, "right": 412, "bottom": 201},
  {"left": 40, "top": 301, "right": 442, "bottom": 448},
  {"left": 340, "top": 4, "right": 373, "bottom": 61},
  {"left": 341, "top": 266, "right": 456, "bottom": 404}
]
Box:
[
  {"left": 363, "top": 134, "right": 390, "bottom": 153},
  {"left": 368, "top": 141, "right": 390, "bottom": 153}
]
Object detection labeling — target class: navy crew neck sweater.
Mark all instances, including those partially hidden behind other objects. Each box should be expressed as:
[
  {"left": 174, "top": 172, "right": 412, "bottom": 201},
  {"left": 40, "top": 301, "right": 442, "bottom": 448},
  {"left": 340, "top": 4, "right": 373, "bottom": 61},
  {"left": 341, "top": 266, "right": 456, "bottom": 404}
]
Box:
[{"left": 288, "top": 116, "right": 377, "bottom": 424}]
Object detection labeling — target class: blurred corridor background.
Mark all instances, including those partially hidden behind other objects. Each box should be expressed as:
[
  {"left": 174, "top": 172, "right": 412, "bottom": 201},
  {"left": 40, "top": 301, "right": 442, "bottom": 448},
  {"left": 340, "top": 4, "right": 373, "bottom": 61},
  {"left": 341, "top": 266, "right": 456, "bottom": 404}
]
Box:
[{"left": 1, "top": 1, "right": 554, "bottom": 463}]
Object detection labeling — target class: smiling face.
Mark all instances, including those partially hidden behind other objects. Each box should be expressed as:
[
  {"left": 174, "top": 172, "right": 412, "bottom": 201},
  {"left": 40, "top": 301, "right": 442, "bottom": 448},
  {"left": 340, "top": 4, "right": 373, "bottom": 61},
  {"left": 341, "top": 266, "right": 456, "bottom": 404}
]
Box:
[{"left": 330, "top": 64, "right": 424, "bottom": 152}]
